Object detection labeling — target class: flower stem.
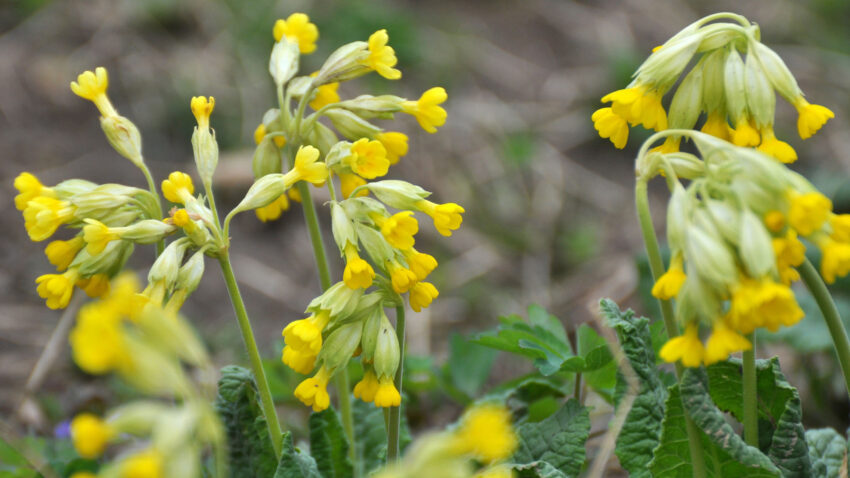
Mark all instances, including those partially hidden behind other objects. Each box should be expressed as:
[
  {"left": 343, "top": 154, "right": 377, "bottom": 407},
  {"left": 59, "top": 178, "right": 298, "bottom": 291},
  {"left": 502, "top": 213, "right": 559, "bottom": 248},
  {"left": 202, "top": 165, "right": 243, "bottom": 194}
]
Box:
[
  {"left": 217, "top": 254, "right": 283, "bottom": 459},
  {"left": 386, "top": 305, "right": 406, "bottom": 462},
  {"left": 635, "top": 179, "right": 707, "bottom": 478},
  {"left": 139, "top": 162, "right": 165, "bottom": 257},
  {"left": 799, "top": 258, "right": 850, "bottom": 396},
  {"left": 742, "top": 334, "right": 758, "bottom": 447}
]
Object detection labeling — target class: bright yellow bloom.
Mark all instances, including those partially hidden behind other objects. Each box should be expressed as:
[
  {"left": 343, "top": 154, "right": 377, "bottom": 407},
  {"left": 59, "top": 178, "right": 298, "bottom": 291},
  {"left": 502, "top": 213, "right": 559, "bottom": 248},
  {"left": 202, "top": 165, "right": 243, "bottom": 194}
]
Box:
[
  {"left": 360, "top": 29, "right": 401, "bottom": 80},
  {"left": 282, "top": 345, "right": 317, "bottom": 375},
  {"left": 346, "top": 138, "right": 390, "bottom": 179},
  {"left": 788, "top": 191, "right": 832, "bottom": 236},
  {"left": 353, "top": 368, "right": 380, "bottom": 402},
  {"left": 374, "top": 376, "right": 402, "bottom": 408},
  {"left": 731, "top": 119, "right": 760, "bottom": 147},
  {"left": 773, "top": 230, "right": 805, "bottom": 284},
  {"left": 819, "top": 238, "right": 850, "bottom": 284},
  {"left": 757, "top": 128, "right": 797, "bottom": 164},
  {"left": 375, "top": 132, "right": 408, "bottom": 165},
  {"left": 453, "top": 404, "right": 517, "bottom": 464},
  {"left": 310, "top": 82, "right": 340, "bottom": 110},
  {"left": 651, "top": 254, "right": 686, "bottom": 300},
  {"left": 36, "top": 269, "right": 79, "bottom": 309},
  {"left": 288, "top": 187, "right": 302, "bottom": 203},
  {"left": 190, "top": 96, "right": 215, "bottom": 130},
  {"left": 591, "top": 107, "right": 629, "bottom": 149},
  {"left": 255, "top": 194, "right": 290, "bottom": 222},
  {"left": 282, "top": 311, "right": 331, "bottom": 354},
  {"left": 78, "top": 274, "right": 111, "bottom": 298},
  {"left": 794, "top": 98, "right": 834, "bottom": 140},
  {"left": 700, "top": 111, "right": 731, "bottom": 141},
  {"left": 343, "top": 243, "right": 375, "bottom": 289},
  {"left": 254, "top": 123, "right": 286, "bottom": 147},
  {"left": 416, "top": 200, "right": 464, "bottom": 236},
  {"left": 402, "top": 87, "right": 448, "bottom": 133},
  {"left": 284, "top": 145, "right": 328, "bottom": 187},
  {"left": 659, "top": 323, "right": 704, "bottom": 367},
  {"left": 70, "top": 298, "right": 131, "bottom": 374},
  {"left": 161, "top": 171, "right": 195, "bottom": 204},
  {"left": 294, "top": 366, "right": 332, "bottom": 412},
  {"left": 45, "top": 236, "right": 85, "bottom": 271},
  {"left": 14, "top": 172, "right": 54, "bottom": 211},
  {"left": 23, "top": 196, "right": 76, "bottom": 241},
  {"left": 375, "top": 211, "right": 418, "bottom": 249},
  {"left": 121, "top": 449, "right": 163, "bottom": 478},
  {"left": 273, "top": 13, "right": 318, "bottom": 54},
  {"left": 728, "top": 278, "right": 804, "bottom": 333},
  {"left": 409, "top": 281, "right": 438, "bottom": 312},
  {"left": 339, "top": 173, "right": 368, "bottom": 199},
  {"left": 388, "top": 261, "right": 418, "bottom": 294},
  {"left": 650, "top": 137, "right": 680, "bottom": 154},
  {"left": 403, "top": 248, "right": 437, "bottom": 281},
  {"left": 70, "top": 67, "right": 116, "bottom": 117},
  {"left": 601, "top": 85, "right": 667, "bottom": 131},
  {"left": 831, "top": 214, "right": 850, "bottom": 242},
  {"left": 764, "top": 210, "right": 785, "bottom": 233},
  {"left": 82, "top": 219, "right": 121, "bottom": 255},
  {"left": 703, "top": 321, "right": 752, "bottom": 365},
  {"left": 70, "top": 413, "right": 114, "bottom": 459},
  {"left": 170, "top": 208, "right": 190, "bottom": 227}
]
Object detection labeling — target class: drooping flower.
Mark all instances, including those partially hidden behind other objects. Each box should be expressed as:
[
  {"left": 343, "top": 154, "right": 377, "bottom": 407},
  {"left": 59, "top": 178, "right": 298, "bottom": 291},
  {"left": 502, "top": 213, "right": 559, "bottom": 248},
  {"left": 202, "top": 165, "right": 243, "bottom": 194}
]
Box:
[
  {"left": 409, "top": 281, "right": 438, "bottom": 312},
  {"left": 794, "top": 98, "right": 834, "bottom": 140},
  {"left": 361, "top": 29, "right": 401, "bottom": 80},
  {"left": 651, "top": 254, "right": 686, "bottom": 300},
  {"left": 703, "top": 320, "right": 752, "bottom": 365},
  {"left": 659, "top": 323, "right": 704, "bottom": 367},
  {"left": 343, "top": 243, "right": 375, "bottom": 289},
  {"left": 402, "top": 87, "right": 448, "bottom": 133},
  {"left": 294, "top": 366, "right": 332, "bottom": 412}
]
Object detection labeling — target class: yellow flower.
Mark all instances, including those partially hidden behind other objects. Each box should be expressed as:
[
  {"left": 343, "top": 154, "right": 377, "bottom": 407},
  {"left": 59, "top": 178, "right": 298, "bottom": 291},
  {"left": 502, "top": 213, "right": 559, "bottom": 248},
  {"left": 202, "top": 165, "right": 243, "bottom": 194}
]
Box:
[
  {"left": 375, "top": 132, "right": 409, "bottom": 165},
  {"left": 731, "top": 119, "right": 760, "bottom": 147},
  {"left": 339, "top": 173, "right": 368, "bottom": 199},
  {"left": 819, "top": 238, "right": 850, "bottom": 284},
  {"left": 36, "top": 269, "right": 79, "bottom": 309},
  {"left": 69, "top": 300, "right": 129, "bottom": 374},
  {"left": 288, "top": 187, "right": 302, "bottom": 203},
  {"left": 703, "top": 321, "right": 752, "bottom": 365},
  {"left": 121, "top": 449, "right": 163, "bottom": 478},
  {"left": 403, "top": 248, "right": 438, "bottom": 281},
  {"left": 409, "top": 281, "right": 438, "bottom": 312},
  {"left": 255, "top": 194, "right": 290, "bottom": 222},
  {"left": 659, "top": 323, "right": 704, "bottom": 367},
  {"left": 453, "top": 404, "right": 517, "bottom": 463},
  {"left": 373, "top": 376, "right": 402, "bottom": 408},
  {"left": 831, "top": 214, "right": 850, "bottom": 242},
  {"left": 294, "top": 366, "right": 332, "bottom": 412},
  {"left": 650, "top": 137, "right": 680, "bottom": 154},
  {"left": 161, "top": 171, "right": 195, "bottom": 204},
  {"left": 360, "top": 29, "right": 401, "bottom": 80},
  {"left": 70, "top": 67, "right": 117, "bottom": 117},
  {"left": 788, "top": 191, "right": 832, "bottom": 236},
  {"left": 273, "top": 13, "right": 318, "bottom": 54},
  {"left": 70, "top": 413, "right": 114, "bottom": 459},
  {"left": 353, "top": 368, "right": 380, "bottom": 402},
  {"left": 45, "top": 236, "right": 85, "bottom": 271},
  {"left": 757, "top": 128, "right": 797, "bottom": 164},
  {"left": 310, "top": 82, "right": 340, "bottom": 110},
  {"left": 402, "top": 87, "right": 448, "bottom": 133},
  {"left": 70, "top": 473, "right": 98, "bottom": 478},
  {"left": 282, "top": 345, "right": 317, "bottom": 375},
  {"left": 700, "top": 111, "right": 732, "bottom": 141},
  {"left": 346, "top": 138, "right": 390, "bottom": 179},
  {"left": 651, "top": 254, "right": 686, "bottom": 300},
  {"left": 343, "top": 243, "right": 375, "bottom": 289},
  {"left": 77, "top": 274, "right": 111, "bottom": 298},
  {"left": 14, "top": 172, "right": 54, "bottom": 211},
  {"left": 284, "top": 145, "right": 328, "bottom": 187},
  {"left": 375, "top": 211, "right": 419, "bottom": 249},
  {"left": 83, "top": 219, "right": 121, "bottom": 255},
  {"left": 415, "top": 200, "right": 464, "bottom": 236},
  {"left": 764, "top": 210, "right": 785, "bottom": 233},
  {"left": 474, "top": 466, "right": 514, "bottom": 478},
  {"left": 282, "top": 311, "right": 331, "bottom": 354},
  {"left": 190, "top": 96, "right": 215, "bottom": 130},
  {"left": 591, "top": 107, "right": 629, "bottom": 149},
  {"left": 388, "top": 261, "right": 418, "bottom": 294},
  {"left": 254, "top": 123, "right": 286, "bottom": 147},
  {"left": 23, "top": 196, "right": 76, "bottom": 242},
  {"left": 794, "top": 98, "right": 834, "bottom": 140},
  {"left": 728, "top": 278, "right": 804, "bottom": 333},
  {"left": 773, "top": 230, "right": 805, "bottom": 284},
  {"left": 601, "top": 85, "right": 667, "bottom": 131}
]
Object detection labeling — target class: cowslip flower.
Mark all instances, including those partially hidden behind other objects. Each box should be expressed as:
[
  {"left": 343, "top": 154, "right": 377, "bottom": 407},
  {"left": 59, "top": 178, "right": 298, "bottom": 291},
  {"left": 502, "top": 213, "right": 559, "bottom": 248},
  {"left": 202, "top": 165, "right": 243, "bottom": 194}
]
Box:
[
  {"left": 23, "top": 197, "right": 76, "bottom": 242},
  {"left": 787, "top": 191, "right": 832, "bottom": 236},
  {"left": 83, "top": 219, "right": 121, "bottom": 255},
  {"left": 294, "top": 366, "right": 332, "bottom": 412},
  {"left": 373, "top": 376, "right": 401, "bottom": 408},
  {"left": 310, "top": 82, "right": 340, "bottom": 110},
  {"left": 361, "top": 29, "right": 401, "bottom": 80},
  {"left": 190, "top": 96, "right": 215, "bottom": 131},
  {"left": 70, "top": 413, "right": 114, "bottom": 459},
  {"left": 373, "top": 211, "right": 418, "bottom": 249},
  {"left": 283, "top": 311, "right": 331, "bottom": 354},
  {"left": 388, "top": 261, "right": 418, "bottom": 294},
  {"left": 409, "top": 281, "right": 438, "bottom": 312},
  {"left": 254, "top": 123, "right": 286, "bottom": 147},
  {"left": 283, "top": 145, "right": 328, "bottom": 187},
  {"left": 120, "top": 449, "right": 163, "bottom": 478},
  {"left": 14, "top": 172, "right": 55, "bottom": 211},
  {"left": 703, "top": 320, "right": 752, "bottom": 366},
  {"left": 255, "top": 195, "right": 290, "bottom": 222},
  {"left": 353, "top": 368, "right": 380, "bottom": 402},
  {"left": 339, "top": 173, "right": 368, "bottom": 199},
  {"left": 45, "top": 236, "right": 85, "bottom": 271},
  {"left": 757, "top": 128, "right": 797, "bottom": 164},
  {"left": 403, "top": 248, "right": 438, "bottom": 281},
  {"left": 818, "top": 238, "right": 850, "bottom": 284},
  {"left": 343, "top": 243, "right": 375, "bottom": 289},
  {"left": 161, "top": 171, "right": 195, "bottom": 204},
  {"left": 452, "top": 404, "right": 517, "bottom": 464},
  {"left": 727, "top": 278, "right": 804, "bottom": 333},
  {"left": 415, "top": 200, "right": 464, "bottom": 236},
  {"left": 659, "top": 323, "right": 704, "bottom": 367},
  {"left": 273, "top": 13, "right": 318, "bottom": 54},
  {"left": 77, "top": 274, "right": 111, "bottom": 298},
  {"left": 36, "top": 269, "right": 80, "bottom": 309},
  {"left": 375, "top": 131, "right": 408, "bottom": 164},
  {"left": 591, "top": 108, "right": 629, "bottom": 149},
  {"left": 794, "top": 98, "right": 835, "bottom": 140},
  {"left": 402, "top": 87, "right": 448, "bottom": 133},
  {"left": 69, "top": 301, "right": 129, "bottom": 374},
  {"left": 651, "top": 254, "right": 686, "bottom": 300},
  {"left": 282, "top": 345, "right": 317, "bottom": 375},
  {"left": 70, "top": 67, "right": 117, "bottom": 118},
  {"left": 345, "top": 138, "right": 390, "bottom": 179}
]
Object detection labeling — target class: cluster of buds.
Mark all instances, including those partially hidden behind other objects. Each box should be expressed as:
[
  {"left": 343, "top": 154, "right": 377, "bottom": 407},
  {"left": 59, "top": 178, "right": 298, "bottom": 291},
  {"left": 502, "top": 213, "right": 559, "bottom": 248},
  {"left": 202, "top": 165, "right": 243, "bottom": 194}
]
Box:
[
  {"left": 374, "top": 403, "right": 518, "bottom": 478},
  {"left": 223, "top": 13, "right": 463, "bottom": 411},
  {"left": 67, "top": 274, "right": 223, "bottom": 478},
  {"left": 592, "top": 12, "right": 833, "bottom": 162},
  {"left": 642, "top": 131, "right": 850, "bottom": 366}
]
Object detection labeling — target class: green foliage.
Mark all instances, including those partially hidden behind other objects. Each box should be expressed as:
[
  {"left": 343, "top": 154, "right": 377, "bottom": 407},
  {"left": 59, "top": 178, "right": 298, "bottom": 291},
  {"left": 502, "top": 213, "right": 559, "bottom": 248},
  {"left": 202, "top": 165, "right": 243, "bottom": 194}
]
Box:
[
  {"left": 805, "top": 428, "right": 847, "bottom": 477},
  {"left": 447, "top": 332, "right": 498, "bottom": 399},
  {"left": 309, "top": 409, "right": 353, "bottom": 478},
  {"left": 513, "top": 399, "right": 590, "bottom": 477},
  {"left": 274, "top": 432, "right": 322, "bottom": 478}
]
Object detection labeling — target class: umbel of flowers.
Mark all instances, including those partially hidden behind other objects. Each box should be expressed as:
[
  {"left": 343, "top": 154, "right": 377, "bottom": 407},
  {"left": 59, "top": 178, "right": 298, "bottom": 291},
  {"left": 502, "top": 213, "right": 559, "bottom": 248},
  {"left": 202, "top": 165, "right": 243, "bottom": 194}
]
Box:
[
  {"left": 592, "top": 12, "right": 833, "bottom": 162},
  {"left": 222, "top": 13, "right": 462, "bottom": 412}
]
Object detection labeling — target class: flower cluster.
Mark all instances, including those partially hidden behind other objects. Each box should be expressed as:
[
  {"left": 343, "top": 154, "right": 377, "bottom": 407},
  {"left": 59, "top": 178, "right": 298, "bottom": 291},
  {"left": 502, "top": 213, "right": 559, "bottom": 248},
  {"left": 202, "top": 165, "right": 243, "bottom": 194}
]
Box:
[
  {"left": 224, "top": 13, "right": 463, "bottom": 411},
  {"left": 67, "top": 274, "right": 223, "bottom": 478},
  {"left": 592, "top": 12, "right": 833, "bottom": 162}
]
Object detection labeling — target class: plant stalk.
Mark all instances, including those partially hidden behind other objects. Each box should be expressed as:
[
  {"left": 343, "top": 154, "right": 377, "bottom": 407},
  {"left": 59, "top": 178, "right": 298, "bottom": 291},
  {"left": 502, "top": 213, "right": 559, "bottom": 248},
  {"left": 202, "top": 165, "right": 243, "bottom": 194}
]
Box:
[
  {"left": 742, "top": 333, "right": 758, "bottom": 447},
  {"left": 386, "top": 305, "right": 406, "bottom": 462},
  {"left": 139, "top": 162, "right": 165, "bottom": 256},
  {"left": 217, "top": 254, "right": 283, "bottom": 459}
]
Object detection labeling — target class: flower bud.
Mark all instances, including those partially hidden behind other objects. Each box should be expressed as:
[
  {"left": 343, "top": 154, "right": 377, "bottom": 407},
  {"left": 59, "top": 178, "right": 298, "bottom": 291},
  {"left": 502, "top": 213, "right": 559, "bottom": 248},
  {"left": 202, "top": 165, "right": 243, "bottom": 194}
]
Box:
[
  {"left": 745, "top": 52, "right": 775, "bottom": 129},
  {"left": 230, "top": 174, "right": 287, "bottom": 216},
  {"left": 325, "top": 109, "right": 383, "bottom": 140},
  {"left": 373, "top": 312, "right": 400, "bottom": 380},
  {"left": 192, "top": 126, "right": 219, "bottom": 189},
  {"left": 705, "top": 200, "right": 740, "bottom": 244},
  {"left": 318, "top": 320, "right": 364, "bottom": 372},
  {"left": 637, "top": 33, "right": 702, "bottom": 90},
  {"left": 53, "top": 179, "right": 98, "bottom": 198},
  {"left": 666, "top": 183, "right": 689, "bottom": 252},
  {"left": 331, "top": 202, "right": 358, "bottom": 255},
  {"left": 355, "top": 223, "right": 394, "bottom": 265},
  {"left": 667, "top": 64, "right": 703, "bottom": 130},
  {"left": 307, "top": 281, "right": 364, "bottom": 318},
  {"left": 700, "top": 48, "right": 728, "bottom": 114},
  {"left": 252, "top": 138, "right": 282, "bottom": 179},
  {"left": 313, "top": 41, "right": 370, "bottom": 85},
  {"left": 752, "top": 42, "right": 801, "bottom": 102},
  {"left": 739, "top": 209, "right": 777, "bottom": 278},
  {"left": 269, "top": 40, "right": 300, "bottom": 87},
  {"left": 359, "top": 306, "right": 383, "bottom": 363},
  {"left": 100, "top": 115, "right": 144, "bottom": 168},
  {"left": 306, "top": 121, "right": 339, "bottom": 156},
  {"left": 338, "top": 95, "right": 404, "bottom": 120},
  {"left": 71, "top": 184, "right": 144, "bottom": 219},
  {"left": 287, "top": 76, "right": 313, "bottom": 98},
  {"left": 121, "top": 219, "right": 177, "bottom": 244},
  {"left": 366, "top": 180, "right": 431, "bottom": 210},
  {"left": 723, "top": 50, "right": 747, "bottom": 123},
  {"left": 176, "top": 250, "right": 205, "bottom": 294},
  {"left": 685, "top": 224, "right": 736, "bottom": 289},
  {"left": 665, "top": 153, "right": 705, "bottom": 180},
  {"left": 74, "top": 241, "right": 134, "bottom": 277},
  {"left": 148, "top": 239, "right": 189, "bottom": 290},
  {"left": 106, "top": 402, "right": 171, "bottom": 436}
]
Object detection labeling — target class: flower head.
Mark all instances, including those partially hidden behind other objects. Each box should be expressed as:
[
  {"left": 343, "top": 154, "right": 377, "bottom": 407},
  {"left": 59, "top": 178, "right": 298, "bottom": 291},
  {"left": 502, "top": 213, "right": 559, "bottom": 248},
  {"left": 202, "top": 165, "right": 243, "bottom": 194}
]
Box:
[
  {"left": 14, "top": 172, "right": 54, "bottom": 211},
  {"left": 700, "top": 112, "right": 732, "bottom": 141},
  {"left": 346, "top": 138, "right": 389, "bottom": 179},
  {"left": 788, "top": 191, "right": 832, "bottom": 236},
  {"left": 601, "top": 85, "right": 667, "bottom": 131},
  {"left": 23, "top": 197, "right": 76, "bottom": 241},
  {"left": 703, "top": 321, "right": 751, "bottom": 365},
  {"left": 353, "top": 368, "right": 380, "bottom": 402},
  {"left": 373, "top": 376, "right": 401, "bottom": 408},
  {"left": 273, "top": 13, "right": 318, "bottom": 54},
  {"left": 416, "top": 200, "right": 464, "bottom": 236},
  {"left": 70, "top": 413, "right": 114, "bottom": 459},
  {"left": 45, "top": 236, "right": 85, "bottom": 271},
  {"left": 651, "top": 254, "right": 686, "bottom": 299},
  {"left": 388, "top": 261, "right": 418, "bottom": 294},
  {"left": 375, "top": 132, "right": 409, "bottom": 164},
  {"left": 819, "top": 238, "right": 850, "bottom": 284},
  {"left": 282, "top": 311, "right": 331, "bottom": 354},
  {"left": 36, "top": 269, "right": 79, "bottom": 309},
  {"left": 773, "top": 230, "right": 805, "bottom": 284},
  {"left": 161, "top": 171, "right": 195, "bottom": 204},
  {"left": 287, "top": 145, "right": 328, "bottom": 186},
  {"left": 69, "top": 298, "right": 130, "bottom": 374},
  {"left": 591, "top": 107, "right": 629, "bottom": 149},
  {"left": 659, "top": 323, "right": 704, "bottom": 367},
  {"left": 728, "top": 278, "right": 804, "bottom": 333},
  {"left": 78, "top": 274, "right": 111, "bottom": 298},
  {"left": 190, "top": 96, "right": 215, "bottom": 130},
  {"left": 294, "top": 366, "right": 332, "bottom": 412},
  {"left": 378, "top": 211, "right": 418, "bottom": 249},
  {"left": 794, "top": 99, "right": 834, "bottom": 140},
  {"left": 731, "top": 119, "right": 760, "bottom": 147},
  {"left": 403, "top": 248, "right": 438, "bottom": 281},
  {"left": 409, "top": 281, "right": 438, "bottom": 312},
  {"left": 83, "top": 219, "right": 121, "bottom": 255},
  {"left": 453, "top": 404, "right": 517, "bottom": 463},
  {"left": 343, "top": 243, "right": 375, "bottom": 289},
  {"left": 402, "top": 87, "right": 448, "bottom": 134},
  {"left": 70, "top": 67, "right": 116, "bottom": 117},
  {"left": 282, "top": 345, "right": 317, "bottom": 374},
  {"left": 757, "top": 128, "right": 797, "bottom": 164},
  {"left": 361, "top": 29, "right": 401, "bottom": 80},
  {"left": 121, "top": 449, "right": 163, "bottom": 478}
]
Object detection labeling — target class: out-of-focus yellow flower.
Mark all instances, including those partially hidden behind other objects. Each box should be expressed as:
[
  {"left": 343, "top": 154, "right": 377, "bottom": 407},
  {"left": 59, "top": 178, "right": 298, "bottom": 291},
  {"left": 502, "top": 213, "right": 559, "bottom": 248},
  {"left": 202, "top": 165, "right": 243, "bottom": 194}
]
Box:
[
  {"left": 36, "top": 269, "right": 80, "bottom": 309},
  {"left": 453, "top": 404, "right": 517, "bottom": 464},
  {"left": 728, "top": 278, "right": 804, "bottom": 333},
  {"left": 254, "top": 123, "right": 286, "bottom": 147},
  {"left": 273, "top": 13, "right": 319, "bottom": 54},
  {"left": 255, "top": 194, "right": 290, "bottom": 222},
  {"left": 703, "top": 320, "right": 751, "bottom": 365},
  {"left": 310, "top": 82, "right": 340, "bottom": 110},
  {"left": 121, "top": 449, "right": 163, "bottom": 478},
  {"left": 788, "top": 191, "right": 832, "bottom": 236},
  {"left": 354, "top": 368, "right": 380, "bottom": 402},
  {"left": 757, "top": 128, "right": 797, "bottom": 164},
  {"left": 339, "top": 173, "right": 368, "bottom": 199},
  {"left": 651, "top": 254, "right": 687, "bottom": 300},
  {"left": 659, "top": 323, "right": 704, "bottom": 367},
  {"left": 818, "top": 238, "right": 850, "bottom": 284},
  {"left": 731, "top": 119, "right": 760, "bottom": 147},
  {"left": 71, "top": 413, "right": 114, "bottom": 459},
  {"left": 77, "top": 274, "right": 111, "bottom": 298},
  {"left": 700, "top": 111, "right": 732, "bottom": 141}
]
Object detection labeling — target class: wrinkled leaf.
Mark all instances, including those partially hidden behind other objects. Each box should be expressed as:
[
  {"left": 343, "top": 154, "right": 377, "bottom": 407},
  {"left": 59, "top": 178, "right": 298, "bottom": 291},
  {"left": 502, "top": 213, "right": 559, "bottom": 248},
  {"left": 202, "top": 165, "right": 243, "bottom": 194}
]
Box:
[
  {"left": 514, "top": 398, "right": 590, "bottom": 476},
  {"left": 274, "top": 432, "right": 321, "bottom": 478},
  {"left": 512, "top": 460, "right": 569, "bottom": 478},
  {"left": 309, "top": 408, "right": 352, "bottom": 478},
  {"left": 805, "top": 428, "right": 847, "bottom": 478}
]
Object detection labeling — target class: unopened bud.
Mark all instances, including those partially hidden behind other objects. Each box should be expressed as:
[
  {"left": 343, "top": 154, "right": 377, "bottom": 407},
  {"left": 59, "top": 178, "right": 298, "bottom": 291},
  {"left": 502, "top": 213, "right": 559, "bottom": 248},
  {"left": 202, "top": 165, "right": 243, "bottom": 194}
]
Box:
[
  {"left": 230, "top": 174, "right": 287, "bottom": 216},
  {"left": 318, "top": 320, "right": 364, "bottom": 372},
  {"left": 269, "top": 40, "right": 300, "bottom": 86},
  {"left": 373, "top": 312, "right": 400, "bottom": 379},
  {"left": 313, "top": 41, "right": 370, "bottom": 85},
  {"left": 100, "top": 115, "right": 144, "bottom": 168},
  {"left": 745, "top": 52, "right": 775, "bottom": 129},
  {"left": 325, "top": 109, "right": 382, "bottom": 140},
  {"left": 307, "top": 281, "right": 363, "bottom": 318},
  {"left": 192, "top": 127, "right": 219, "bottom": 189},
  {"left": 331, "top": 202, "right": 358, "bottom": 255},
  {"left": 148, "top": 239, "right": 189, "bottom": 290},
  {"left": 739, "top": 209, "right": 776, "bottom": 278},
  {"left": 355, "top": 223, "right": 394, "bottom": 265},
  {"left": 338, "top": 95, "right": 404, "bottom": 120},
  {"left": 366, "top": 180, "right": 431, "bottom": 210}
]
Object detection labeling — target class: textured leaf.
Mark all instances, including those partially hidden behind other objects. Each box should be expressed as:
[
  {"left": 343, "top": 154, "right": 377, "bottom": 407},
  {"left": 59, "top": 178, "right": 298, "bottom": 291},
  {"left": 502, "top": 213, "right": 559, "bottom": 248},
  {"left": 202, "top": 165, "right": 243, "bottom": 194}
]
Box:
[
  {"left": 528, "top": 304, "right": 568, "bottom": 344},
  {"left": 309, "top": 408, "right": 353, "bottom": 478},
  {"left": 514, "top": 398, "right": 590, "bottom": 476},
  {"left": 214, "top": 365, "right": 278, "bottom": 478},
  {"left": 805, "top": 428, "right": 847, "bottom": 477},
  {"left": 447, "top": 333, "right": 497, "bottom": 398},
  {"left": 600, "top": 299, "right": 667, "bottom": 478},
  {"left": 274, "top": 432, "right": 322, "bottom": 478},
  {"left": 351, "top": 398, "right": 412, "bottom": 475},
  {"left": 512, "top": 460, "right": 569, "bottom": 478}
]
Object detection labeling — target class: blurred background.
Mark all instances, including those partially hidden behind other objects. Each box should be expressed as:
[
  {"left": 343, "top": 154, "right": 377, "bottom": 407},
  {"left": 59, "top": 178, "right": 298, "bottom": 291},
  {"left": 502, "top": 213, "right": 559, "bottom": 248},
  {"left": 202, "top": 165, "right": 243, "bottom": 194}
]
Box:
[{"left": 4, "top": 0, "right": 850, "bottom": 473}]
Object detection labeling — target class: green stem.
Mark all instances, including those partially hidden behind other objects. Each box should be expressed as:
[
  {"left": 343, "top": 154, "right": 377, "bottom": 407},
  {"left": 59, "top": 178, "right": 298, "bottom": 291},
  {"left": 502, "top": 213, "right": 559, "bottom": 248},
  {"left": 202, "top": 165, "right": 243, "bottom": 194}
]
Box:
[
  {"left": 217, "top": 254, "right": 283, "bottom": 459},
  {"left": 386, "top": 305, "right": 406, "bottom": 462},
  {"left": 635, "top": 179, "right": 707, "bottom": 478},
  {"left": 742, "top": 334, "right": 758, "bottom": 447},
  {"left": 799, "top": 258, "right": 850, "bottom": 396},
  {"left": 139, "top": 162, "right": 165, "bottom": 256}
]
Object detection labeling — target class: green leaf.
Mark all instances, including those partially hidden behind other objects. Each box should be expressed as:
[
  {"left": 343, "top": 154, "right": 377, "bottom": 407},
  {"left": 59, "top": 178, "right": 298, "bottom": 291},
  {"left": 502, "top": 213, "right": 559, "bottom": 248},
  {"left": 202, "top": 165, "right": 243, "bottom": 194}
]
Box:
[
  {"left": 512, "top": 460, "right": 569, "bottom": 478},
  {"left": 600, "top": 299, "right": 667, "bottom": 478},
  {"left": 805, "top": 428, "right": 847, "bottom": 477},
  {"left": 214, "top": 365, "right": 278, "bottom": 478},
  {"left": 447, "top": 333, "right": 497, "bottom": 398},
  {"left": 351, "top": 399, "right": 412, "bottom": 475},
  {"left": 514, "top": 399, "right": 590, "bottom": 477},
  {"left": 528, "top": 304, "right": 568, "bottom": 344},
  {"left": 274, "top": 432, "right": 322, "bottom": 478},
  {"left": 309, "top": 408, "right": 353, "bottom": 478}
]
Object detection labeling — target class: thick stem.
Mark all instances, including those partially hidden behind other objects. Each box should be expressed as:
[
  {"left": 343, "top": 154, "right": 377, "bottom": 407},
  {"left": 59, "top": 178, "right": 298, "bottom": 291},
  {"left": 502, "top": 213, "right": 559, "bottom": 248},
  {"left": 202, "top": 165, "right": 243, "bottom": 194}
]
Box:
[
  {"left": 799, "top": 258, "right": 850, "bottom": 396},
  {"left": 217, "top": 255, "right": 283, "bottom": 459},
  {"left": 386, "top": 305, "right": 406, "bottom": 462},
  {"left": 742, "top": 334, "right": 758, "bottom": 447},
  {"left": 635, "top": 179, "right": 707, "bottom": 478}
]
